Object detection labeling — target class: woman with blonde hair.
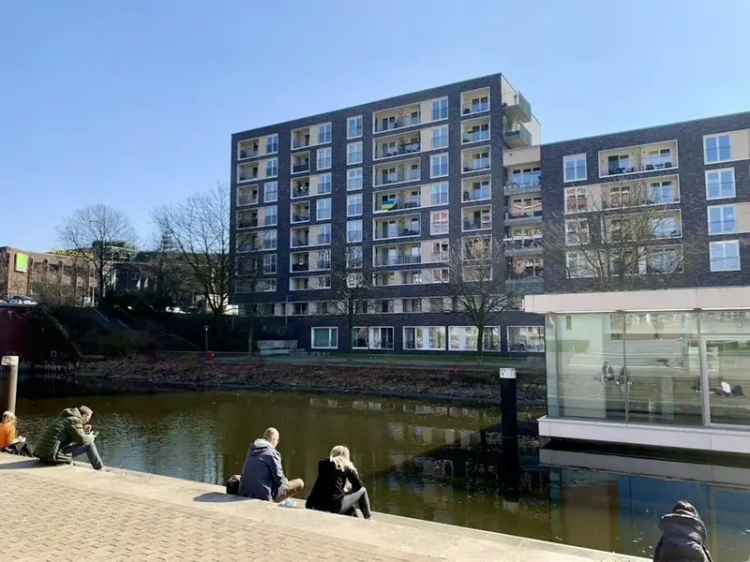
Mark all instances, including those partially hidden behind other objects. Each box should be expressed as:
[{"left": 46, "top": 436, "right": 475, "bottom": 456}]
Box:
[{"left": 305, "top": 445, "right": 372, "bottom": 519}]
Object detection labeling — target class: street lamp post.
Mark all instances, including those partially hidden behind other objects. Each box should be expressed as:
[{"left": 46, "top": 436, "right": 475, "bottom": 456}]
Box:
[{"left": 203, "top": 325, "right": 209, "bottom": 352}]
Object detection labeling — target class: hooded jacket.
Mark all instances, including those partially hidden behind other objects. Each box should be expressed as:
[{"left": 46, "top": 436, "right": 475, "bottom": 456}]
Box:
[
  {"left": 34, "top": 408, "right": 93, "bottom": 464},
  {"left": 238, "top": 439, "right": 288, "bottom": 501},
  {"left": 653, "top": 512, "right": 713, "bottom": 562}
]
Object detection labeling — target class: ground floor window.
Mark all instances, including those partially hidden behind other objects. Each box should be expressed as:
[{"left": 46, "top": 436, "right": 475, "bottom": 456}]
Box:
[
  {"left": 448, "top": 326, "right": 501, "bottom": 351},
  {"left": 352, "top": 327, "right": 394, "bottom": 350},
  {"left": 507, "top": 325, "right": 545, "bottom": 352},
  {"left": 403, "top": 326, "right": 446, "bottom": 351},
  {"left": 311, "top": 327, "right": 338, "bottom": 349}
]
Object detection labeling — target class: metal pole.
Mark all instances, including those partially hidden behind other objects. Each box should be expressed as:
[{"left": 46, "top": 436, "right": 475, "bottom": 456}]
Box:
[
  {"left": 1, "top": 356, "right": 19, "bottom": 413},
  {"left": 203, "top": 325, "right": 209, "bottom": 352}
]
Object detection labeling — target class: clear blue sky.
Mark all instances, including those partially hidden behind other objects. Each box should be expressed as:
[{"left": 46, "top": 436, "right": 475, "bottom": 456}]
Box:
[{"left": 1, "top": 1, "right": 748, "bottom": 252}]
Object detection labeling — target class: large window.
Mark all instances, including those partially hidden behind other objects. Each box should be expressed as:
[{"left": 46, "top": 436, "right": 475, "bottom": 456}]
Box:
[
  {"left": 565, "top": 186, "right": 590, "bottom": 213},
  {"left": 565, "top": 219, "right": 590, "bottom": 246},
  {"left": 710, "top": 240, "right": 740, "bottom": 271},
  {"left": 448, "top": 326, "right": 501, "bottom": 351},
  {"left": 563, "top": 154, "right": 587, "bottom": 183},
  {"left": 347, "top": 193, "right": 363, "bottom": 217},
  {"left": 352, "top": 327, "right": 394, "bottom": 350},
  {"left": 347, "top": 168, "right": 363, "bottom": 191},
  {"left": 647, "top": 179, "right": 678, "bottom": 205},
  {"left": 430, "top": 182, "right": 449, "bottom": 205},
  {"left": 704, "top": 134, "right": 732, "bottom": 163},
  {"left": 266, "top": 134, "right": 279, "bottom": 154},
  {"left": 508, "top": 326, "right": 544, "bottom": 352},
  {"left": 316, "top": 198, "right": 332, "bottom": 221},
  {"left": 266, "top": 158, "right": 278, "bottom": 178},
  {"left": 347, "top": 115, "right": 363, "bottom": 139},
  {"left": 708, "top": 205, "right": 736, "bottom": 235},
  {"left": 403, "top": 327, "right": 446, "bottom": 351},
  {"left": 347, "top": 220, "right": 363, "bottom": 243},
  {"left": 430, "top": 153, "right": 449, "bottom": 178},
  {"left": 346, "top": 246, "right": 363, "bottom": 269},
  {"left": 432, "top": 125, "right": 449, "bottom": 149},
  {"left": 347, "top": 141, "right": 363, "bottom": 165},
  {"left": 316, "top": 147, "right": 332, "bottom": 170},
  {"left": 706, "top": 168, "right": 736, "bottom": 200},
  {"left": 432, "top": 97, "right": 449, "bottom": 121},
  {"left": 317, "top": 173, "right": 332, "bottom": 195},
  {"left": 263, "top": 181, "right": 278, "bottom": 203},
  {"left": 318, "top": 123, "right": 332, "bottom": 144},
  {"left": 311, "top": 327, "right": 338, "bottom": 349},
  {"left": 262, "top": 253, "right": 277, "bottom": 274},
  {"left": 430, "top": 210, "right": 449, "bottom": 235}
]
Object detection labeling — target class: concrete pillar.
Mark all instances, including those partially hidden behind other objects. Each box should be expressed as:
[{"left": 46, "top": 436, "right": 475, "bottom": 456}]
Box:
[{"left": 0, "top": 355, "right": 19, "bottom": 413}]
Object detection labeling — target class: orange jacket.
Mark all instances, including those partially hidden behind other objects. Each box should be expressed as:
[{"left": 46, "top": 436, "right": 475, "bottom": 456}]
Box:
[{"left": 0, "top": 422, "right": 17, "bottom": 448}]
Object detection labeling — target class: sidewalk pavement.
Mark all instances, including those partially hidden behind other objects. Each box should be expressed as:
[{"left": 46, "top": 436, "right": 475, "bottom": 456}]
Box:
[{"left": 0, "top": 453, "right": 647, "bottom": 562}]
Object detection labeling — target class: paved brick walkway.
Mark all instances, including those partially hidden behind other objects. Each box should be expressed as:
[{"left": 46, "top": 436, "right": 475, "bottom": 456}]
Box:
[{"left": 0, "top": 454, "right": 645, "bottom": 562}]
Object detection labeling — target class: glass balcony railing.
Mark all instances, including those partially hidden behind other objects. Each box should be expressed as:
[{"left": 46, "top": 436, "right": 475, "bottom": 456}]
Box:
[
  {"left": 292, "top": 163, "right": 310, "bottom": 174},
  {"left": 503, "top": 238, "right": 544, "bottom": 251},
  {"left": 504, "top": 177, "right": 542, "bottom": 194},
  {"left": 462, "top": 130, "right": 490, "bottom": 143},
  {"left": 376, "top": 114, "right": 421, "bottom": 133},
  {"left": 463, "top": 189, "right": 490, "bottom": 202},
  {"left": 377, "top": 169, "right": 421, "bottom": 186},
  {"left": 463, "top": 102, "right": 490, "bottom": 116},
  {"left": 375, "top": 254, "right": 421, "bottom": 266},
  {"left": 463, "top": 220, "right": 490, "bottom": 231},
  {"left": 505, "top": 210, "right": 543, "bottom": 221},
  {"left": 463, "top": 158, "right": 490, "bottom": 172}
]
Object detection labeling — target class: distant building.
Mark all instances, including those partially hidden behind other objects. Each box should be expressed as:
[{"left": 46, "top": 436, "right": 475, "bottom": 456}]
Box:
[{"left": 0, "top": 246, "right": 97, "bottom": 306}]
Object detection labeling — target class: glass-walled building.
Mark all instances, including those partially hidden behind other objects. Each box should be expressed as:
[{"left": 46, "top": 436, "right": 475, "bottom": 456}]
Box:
[{"left": 526, "top": 287, "right": 750, "bottom": 454}]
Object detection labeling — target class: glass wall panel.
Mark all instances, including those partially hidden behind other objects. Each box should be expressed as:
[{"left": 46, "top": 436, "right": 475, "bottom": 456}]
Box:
[
  {"left": 622, "top": 312, "right": 702, "bottom": 425},
  {"left": 702, "top": 311, "right": 750, "bottom": 425},
  {"left": 550, "top": 313, "right": 626, "bottom": 420}
]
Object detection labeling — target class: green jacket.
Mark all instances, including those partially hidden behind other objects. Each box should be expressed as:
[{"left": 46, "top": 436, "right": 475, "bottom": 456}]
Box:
[{"left": 34, "top": 408, "right": 93, "bottom": 463}]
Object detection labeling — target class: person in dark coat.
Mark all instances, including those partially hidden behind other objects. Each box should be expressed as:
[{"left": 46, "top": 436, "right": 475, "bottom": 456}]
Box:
[
  {"left": 306, "top": 445, "right": 372, "bottom": 519},
  {"left": 238, "top": 427, "right": 304, "bottom": 501},
  {"left": 34, "top": 406, "right": 103, "bottom": 470},
  {"left": 653, "top": 501, "right": 713, "bottom": 562}
]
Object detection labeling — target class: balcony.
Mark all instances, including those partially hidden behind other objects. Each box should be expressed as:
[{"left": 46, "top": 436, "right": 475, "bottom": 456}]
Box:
[
  {"left": 598, "top": 140, "right": 679, "bottom": 178},
  {"left": 291, "top": 180, "right": 310, "bottom": 199},
  {"left": 374, "top": 103, "right": 422, "bottom": 133},
  {"left": 504, "top": 175, "right": 542, "bottom": 195},
  {"left": 462, "top": 147, "right": 491, "bottom": 174},
  {"left": 374, "top": 186, "right": 423, "bottom": 213},
  {"left": 503, "top": 237, "right": 544, "bottom": 255},
  {"left": 374, "top": 131, "right": 421, "bottom": 160},
  {"left": 461, "top": 117, "right": 491, "bottom": 144},
  {"left": 237, "top": 162, "right": 260, "bottom": 182},
  {"left": 291, "top": 202, "right": 311, "bottom": 223},
  {"left": 375, "top": 253, "right": 422, "bottom": 267},
  {"left": 505, "top": 277, "right": 544, "bottom": 294},
  {"left": 462, "top": 206, "right": 492, "bottom": 232},
  {"left": 503, "top": 123, "right": 532, "bottom": 148},
  {"left": 373, "top": 158, "right": 421, "bottom": 187},
  {"left": 503, "top": 91, "right": 532, "bottom": 123},
  {"left": 505, "top": 210, "right": 543, "bottom": 224},
  {"left": 462, "top": 176, "right": 491, "bottom": 202},
  {"left": 238, "top": 139, "right": 260, "bottom": 160},
  {"left": 374, "top": 216, "right": 421, "bottom": 240},
  {"left": 461, "top": 87, "right": 490, "bottom": 117},
  {"left": 291, "top": 153, "right": 311, "bottom": 174}
]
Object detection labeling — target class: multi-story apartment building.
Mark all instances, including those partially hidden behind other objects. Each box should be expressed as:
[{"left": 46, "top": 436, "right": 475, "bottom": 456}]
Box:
[{"left": 230, "top": 74, "right": 545, "bottom": 354}]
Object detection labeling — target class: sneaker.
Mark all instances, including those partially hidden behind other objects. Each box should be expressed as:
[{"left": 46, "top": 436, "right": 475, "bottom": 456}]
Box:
[{"left": 279, "top": 499, "right": 297, "bottom": 508}]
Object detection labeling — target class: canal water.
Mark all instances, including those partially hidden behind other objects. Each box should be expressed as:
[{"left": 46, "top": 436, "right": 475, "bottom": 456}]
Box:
[{"left": 14, "top": 390, "right": 750, "bottom": 561}]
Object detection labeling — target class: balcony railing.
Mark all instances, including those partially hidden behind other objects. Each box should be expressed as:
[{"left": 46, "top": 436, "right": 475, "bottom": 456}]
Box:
[
  {"left": 504, "top": 178, "right": 542, "bottom": 195},
  {"left": 505, "top": 210, "right": 543, "bottom": 221},
  {"left": 503, "top": 238, "right": 544, "bottom": 252},
  {"left": 292, "top": 213, "right": 310, "bottom": 222},
  {"left": 375, "top": 254, "right": 421, "bottom": 266},
  {"left": 463, "top": 102, "right": 489, "bottom": 116},
  {"left": 463, "top": 189, "right": 490, "bottom": 202},
  {"left": 292, "top": 163, "right": 310, "bottom": 173},
  {"left": 375, "top": 227, "right": 421, "bottom": 240},
  {"left": 292, "top": 135, "right": 311, "bottom": 149},
  {"left": 239, "top": 148, "right": 259, "bottom": 159},
  {"left": 503, "top": 92, "right": 531, "bottom": 123},
  {"left": 503, "top": 123, "right": 532, "bottom": 148},
  {"left": 376, "top": 114, "right": 421, "bottom": 133},
  {"left": 377, "top": 169, "right": 421, "bottom": 186},
  {"left": 292, "top": 187, "right": 310, "bottom": 198},
  {"left": 605, "top": 160, "right": 675, "bottom": 176},
  {"left": 463, "top": 220, "right": 490, "bottom": 231},
  {"left": 292, "top": 263, "right": 310, "bottom": 272},
  {"left": 462, "top": 130, "right": 490, "bottom": 144},
  {"left": 463, "top": 158, "right": 490, "bottom": 173}
]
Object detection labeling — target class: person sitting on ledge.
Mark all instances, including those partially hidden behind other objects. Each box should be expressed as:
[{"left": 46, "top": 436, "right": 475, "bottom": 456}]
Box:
[
  {"left": 238, "top": 427, "right": 304, "bottom": 502},
  {"left": 653, "top": 500, "right": 713, "bottom": 562},
  {"left": 0, "top": 411, "right": 32, "bottom": 456},
  {"left": 34, "top": 405, "right": 103, "bottom": 470},
  {"left": 306, "top": 445, "right": 372, "bottom": 519}
]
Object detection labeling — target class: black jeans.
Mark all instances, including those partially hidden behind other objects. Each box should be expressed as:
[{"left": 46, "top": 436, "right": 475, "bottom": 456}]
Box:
[{"left": 61, "top": 442, "right": 103, "bottom": 470}]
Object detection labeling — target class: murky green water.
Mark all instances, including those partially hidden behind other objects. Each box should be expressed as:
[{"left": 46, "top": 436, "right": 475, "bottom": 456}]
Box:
[{"left": 15, "top": 390, "right": 750, "bottom": 561}]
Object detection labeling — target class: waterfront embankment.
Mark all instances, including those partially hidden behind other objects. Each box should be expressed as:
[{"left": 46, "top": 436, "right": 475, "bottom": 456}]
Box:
[{"left": 0, "top": 453, "right": 647, "bottom": 562}]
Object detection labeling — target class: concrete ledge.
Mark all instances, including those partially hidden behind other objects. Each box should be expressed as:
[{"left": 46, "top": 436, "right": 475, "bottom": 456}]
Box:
[
  {"left": 0, "top": 453, "right": 645, "bottom": 561},
  {"left": 539, "top": 415, "right": 750, "bottom": 454}
]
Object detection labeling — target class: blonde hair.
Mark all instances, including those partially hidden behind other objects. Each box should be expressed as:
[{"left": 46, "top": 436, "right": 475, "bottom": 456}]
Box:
[
  {"left": 329, "top": 445, "right": 356, "bottom": 472},
  {"left": 263, "top": 427, "right": 279, "bottom": 444},
  {"left": 1, "top": 411, "right": 16, "bottom": 424}
]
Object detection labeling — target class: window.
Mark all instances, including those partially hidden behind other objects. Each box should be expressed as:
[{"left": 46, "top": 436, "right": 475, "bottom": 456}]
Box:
[
  {"left": 402, "top": 298, "right": 422, "bottom": 313},
  {"left": 432, "top": 97, "right": 449, "bottom": 121},
  {"left": 346, "top": 246, "right": 363, "bottom": 269},
  {"left": 347, "top": 273, "right": 364, "bottom": 288},
  {"left": 430, "top": 153, "right": 449, "bottom": 178},
  {"left": 347, "top": 220, "right": 363, "bottom": 243},
  {"left": 237, "top": 185, "right": 259, "bottom": 206},
  {"left": 262, "top": 230, "right": 277, "bottom": 250},
  {"left": 647, "top": 179, "right": 678, "bottom": 205},
  {"left": 263, "top": 181, "right": 278, "bottom": 203},
  {"left": 266, "top": 134, "right": 279, "bottom": 154},
  {"left": 352, "top": 327, "right": 394, "bottom": 350},
  {"left": 432, "top": 125, "right": 449, "bottom": 149},
  {"left": 318, "top": 223, "right": 332, "bottom": 244},
  {"left": 318, "top": 123, "right": 332, "bottom": 144},
  {"left": 347, "top": 193, "right": 363, "bottom": 217},
  {"left": 448, "top": 326, "right": 500, "bottom": 351},
  {"left": 430, "top": 182, "right": 449, "bottom": 205},
  {"left": 317, "top": 173, "right": 332, "bottom": 195},
  {"left": 646, "top": 246, "right": 683, "bottom": 275},
  {"left": 403, "top": 327, "right": 446, "bottom": 351},
  {"left": 706, "top": 168, "right": 736, "bottom": 200},
  {"left": 263, "top": 205, "right": 278, "bottom": 226},
  {"left": 708, "top": 205, "right": 736, "bottom": 235},
  {"left": 347, "top": 168, "right": 363, "bottom": 191},
  {"left": 266, "top": 158, "right": 278, "bottom": 178},
  {"left": 316, "top": 198, "right": 332, "bottom": 221},
  {"left": 430, "top": 210, "right": 449, "bottom": 235},
  {"left": 347, "top": 115, "right": 363, "bottom": 139},
  {"left": 347, "top": 141, "right": 363, "bottom": 165},
  {"left": 311, "top": 327, "right": 338, "bottom": 349},
  {"left": 563, "top": 154, "right": 587, "bottom": 182},
  {"left": 704, "top": 134, "right": 732, "bottom": 163},
  {"left": 508, "top": 326, "right": 545, "bottom": 353},
  {"left": 262, "top": 254, "right": 277, "bottom": 274},
  {"left": 566, "top": 251, "right": 593, "bottom": 278},
  {"left": 710, "top": 240, "right": 740, "bottom": 271},
  {"left": 651, "top": 213, "right": 682, "bottom": 239},
  {"left": 317, "top": 147, "right": 332, "bottom": 170},
  {"left": 564, "top": 187, "right": 589, "bottom": 213},
  {"left": 565, "top": 219, "right": 590, "bottom": 245}
]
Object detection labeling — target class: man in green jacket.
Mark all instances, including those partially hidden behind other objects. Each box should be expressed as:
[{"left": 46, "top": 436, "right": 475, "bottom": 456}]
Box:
[{"left": 35, "top": 406, "right": 103, "bottom": 470}]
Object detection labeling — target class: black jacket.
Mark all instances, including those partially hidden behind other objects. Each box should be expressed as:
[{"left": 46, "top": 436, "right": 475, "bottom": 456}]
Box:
[
  {"left": 305, "top": 458, "right": 363, "bottom": 514},
  {"left": 653, "top": 513, "right": 713, "bottom": 562}
]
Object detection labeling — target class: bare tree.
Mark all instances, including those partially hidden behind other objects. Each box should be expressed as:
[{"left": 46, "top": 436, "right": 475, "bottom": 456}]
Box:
[
  {"left": 154, "top": 184, "right": 232, "bottom": 318},
  {"left": 58, "top": 204, "right": 137, "bottom": 304},
  {"left": 545, "top": 180, "right": 687, "bottom": 291},
  {"left": 448, "top": 236, "right": 516, "bottom": 356},
  {"left": 330, "top": 262, "right": 370, "bottom": 353}
]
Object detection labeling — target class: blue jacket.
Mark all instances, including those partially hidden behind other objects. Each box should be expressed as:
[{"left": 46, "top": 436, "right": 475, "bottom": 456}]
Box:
[{"left": 238, "top": 439, "right": 288, "bottom": 501}]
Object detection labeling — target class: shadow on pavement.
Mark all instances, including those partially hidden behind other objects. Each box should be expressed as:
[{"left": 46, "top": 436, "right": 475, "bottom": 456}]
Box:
[
  {"left": 0, "top": 459, "right": 43, "bottom": 470},
  {"left": 193, "top": 492, "right": 246, "bottom": 503}
]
